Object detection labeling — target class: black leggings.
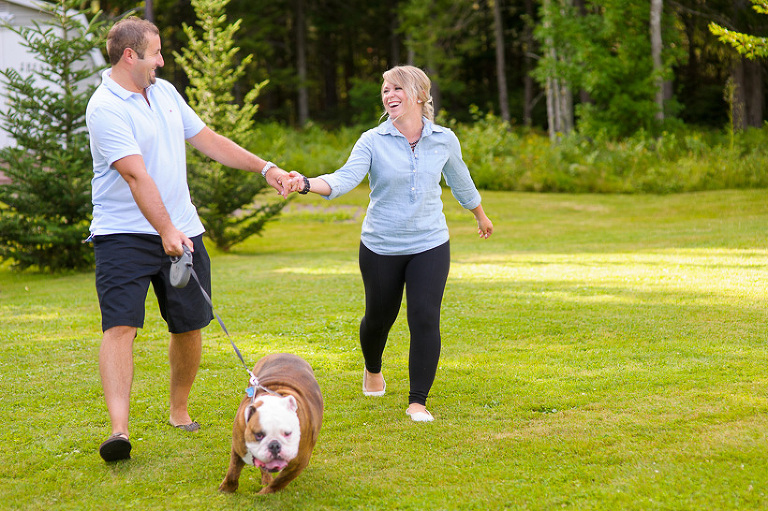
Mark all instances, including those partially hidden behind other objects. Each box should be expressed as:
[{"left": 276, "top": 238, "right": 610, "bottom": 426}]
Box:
[{"left": 358, "top": 241, "right": 450, "bottom": 406}]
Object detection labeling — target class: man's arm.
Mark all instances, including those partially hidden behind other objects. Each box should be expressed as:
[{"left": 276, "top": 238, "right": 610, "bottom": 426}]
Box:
[
  {"left": 186, "top": 127, "right": 289, "bottom": 197},
  {"left": 112, "top": 154, "right": 191, "bottom": 256}
]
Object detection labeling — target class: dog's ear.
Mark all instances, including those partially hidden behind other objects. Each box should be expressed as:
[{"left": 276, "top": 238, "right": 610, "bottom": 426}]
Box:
[
  {"left": 245, "top": 404, "right": 257, "bottom": 423},
  {"left": 282, "top": 395, "right": 298, "bottom": 413},
  {"left": 245, "top": 399, "right": 263, "bottom": 423}
]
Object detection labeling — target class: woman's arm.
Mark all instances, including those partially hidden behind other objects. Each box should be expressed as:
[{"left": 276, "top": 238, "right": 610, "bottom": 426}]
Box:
[
  {"left": 286, "top": 130, "right": 375, "bottom": 199},
  {"left": 285, "top": 172, "right": 332, "bottom": 196},
  {"left": 471, "top": 204, "right": 494, "bottom": 239}
]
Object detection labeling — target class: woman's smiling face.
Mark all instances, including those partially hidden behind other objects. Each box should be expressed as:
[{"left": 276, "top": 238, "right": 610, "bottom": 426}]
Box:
[{"left": 382, "top": 80, "right": 415, "bottom": 119}]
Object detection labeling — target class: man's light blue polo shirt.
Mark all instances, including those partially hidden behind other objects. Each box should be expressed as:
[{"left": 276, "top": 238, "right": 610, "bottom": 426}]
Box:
[
  {"left": 318, "top": 118, "right": 482, "bottom": 255},
  {"left": 86, "top": 69, "right": 206, "bottom": 237}
]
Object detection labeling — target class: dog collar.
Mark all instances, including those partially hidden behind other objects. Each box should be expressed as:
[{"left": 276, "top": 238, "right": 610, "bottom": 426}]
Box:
[{"left": 246, "top": 375, "right": 281, "bottom": 402}]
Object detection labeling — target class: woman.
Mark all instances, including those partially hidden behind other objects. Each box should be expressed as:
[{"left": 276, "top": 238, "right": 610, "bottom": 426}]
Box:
[{"left": 286, "top": 65, "right": 493, "bottom": 422}]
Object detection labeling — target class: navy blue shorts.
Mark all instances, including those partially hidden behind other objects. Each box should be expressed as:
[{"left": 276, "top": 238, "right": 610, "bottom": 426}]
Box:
[{"left": 93, "top": 233, "right": 214, "bottom": 334}]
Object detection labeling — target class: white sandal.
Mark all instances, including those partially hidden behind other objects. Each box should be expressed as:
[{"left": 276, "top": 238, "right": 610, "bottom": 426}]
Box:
[
  {"left": 362, "top": 369, "right": 386, "bottom": 396},
  {"left": 406, "top": 409, "right": 434, "bottom": 422}
]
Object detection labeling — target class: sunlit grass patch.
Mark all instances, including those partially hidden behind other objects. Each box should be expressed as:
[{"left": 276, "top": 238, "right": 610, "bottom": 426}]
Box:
[{"left": 1, "top": 190, "right": 768, "bottom": 510}]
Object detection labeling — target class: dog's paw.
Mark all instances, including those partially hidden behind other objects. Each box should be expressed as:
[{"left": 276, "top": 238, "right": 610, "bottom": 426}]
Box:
[
  {"left": 260, "top": 467, "right": 274, "bottom": 486},
  {"left": 218, "top": 481, "right": 238, "bottom": 493}
]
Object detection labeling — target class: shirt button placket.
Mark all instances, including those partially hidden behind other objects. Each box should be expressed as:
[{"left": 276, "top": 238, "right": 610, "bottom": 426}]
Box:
[{"left": 412, "top": 166, "right": 417, "bottom": 202}]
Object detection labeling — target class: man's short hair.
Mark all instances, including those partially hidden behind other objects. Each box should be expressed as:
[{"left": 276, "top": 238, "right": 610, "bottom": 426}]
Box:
[{"left": 106, "top": 17, "right": 159, "bottom": 66}]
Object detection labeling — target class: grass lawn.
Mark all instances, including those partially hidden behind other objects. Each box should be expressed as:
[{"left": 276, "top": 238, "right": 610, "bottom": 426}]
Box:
[{"left": 1, "top": 188, "right": 767, "bottom": 510}]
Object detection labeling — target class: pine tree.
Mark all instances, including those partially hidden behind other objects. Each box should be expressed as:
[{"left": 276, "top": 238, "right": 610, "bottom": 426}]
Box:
[
  {"left": 0, "top": 0, "right": 105, "bottom": 271},
  {"left": 174, "top": 0, "right": 287, "bottom": 252}
]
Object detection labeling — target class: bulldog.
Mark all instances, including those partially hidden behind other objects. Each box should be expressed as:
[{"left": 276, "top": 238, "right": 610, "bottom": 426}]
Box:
[{"left": 219, "top": 353, "right": 323, "bottom": 495}]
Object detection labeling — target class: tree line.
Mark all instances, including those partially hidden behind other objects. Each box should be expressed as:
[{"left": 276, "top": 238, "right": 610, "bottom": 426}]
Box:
[
  {"left": 3, "top": 0, "right": 767, "bottom": 271},
  {"left": 90, "top": 0, "right": 768, "bottom": 138}
]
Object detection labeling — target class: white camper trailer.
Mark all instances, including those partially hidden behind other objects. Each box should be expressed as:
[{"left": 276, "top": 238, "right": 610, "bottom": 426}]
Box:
[{"left": 0, "top": 0, "right": 105, "bottom": 150}]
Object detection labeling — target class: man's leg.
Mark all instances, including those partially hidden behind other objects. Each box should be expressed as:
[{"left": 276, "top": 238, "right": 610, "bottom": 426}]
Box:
[
  {"left": 168, "top": 329, "right": 202, "bottom": 427},
  {"left": 99, "top": 325, "right": 137, "bottom": 436}
]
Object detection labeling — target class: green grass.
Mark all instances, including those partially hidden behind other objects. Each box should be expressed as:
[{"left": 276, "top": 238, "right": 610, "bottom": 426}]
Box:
[{"left": 1, "top": 188, "right": 767, "bottom": 510}]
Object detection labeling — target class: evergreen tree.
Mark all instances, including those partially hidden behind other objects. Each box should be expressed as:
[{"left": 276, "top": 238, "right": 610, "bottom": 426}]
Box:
[
  {"left": 174, "top": 0, "right": 287, "bottom": 251},
  {"left": 0, "top": 0, "right": 105, "bottom": 271}
]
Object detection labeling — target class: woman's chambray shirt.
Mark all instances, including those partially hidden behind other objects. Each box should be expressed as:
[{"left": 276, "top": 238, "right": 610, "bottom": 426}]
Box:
[{"left": 317, "top": 118, "right": 482, "bottom": 255}]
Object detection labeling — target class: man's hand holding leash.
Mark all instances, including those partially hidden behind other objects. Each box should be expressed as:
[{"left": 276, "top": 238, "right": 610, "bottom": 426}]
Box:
[{"left": 158, "top": 225, "right": 193, "bottom": 258}]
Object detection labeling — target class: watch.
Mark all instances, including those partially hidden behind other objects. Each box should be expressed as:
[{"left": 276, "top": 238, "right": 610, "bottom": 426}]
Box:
[{"left": 261, "top": 161, "right": 276, "bottom": 177}]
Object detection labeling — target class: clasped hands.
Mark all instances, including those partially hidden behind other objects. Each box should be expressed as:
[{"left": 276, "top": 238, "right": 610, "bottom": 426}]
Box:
[
  {"left": 264, "top": 167, "right": 307, "bottom": 198},
  {"left": 274, "top": 171, "right": 309, "bottom": 196}
]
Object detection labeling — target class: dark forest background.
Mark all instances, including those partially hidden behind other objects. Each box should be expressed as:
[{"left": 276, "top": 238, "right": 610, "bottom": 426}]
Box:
[
  {"left": 92, "top": 0, "right": 768, "bottom": 135},
  {"left": 4, "top": 0, "right": 768, "bottom": 271}
]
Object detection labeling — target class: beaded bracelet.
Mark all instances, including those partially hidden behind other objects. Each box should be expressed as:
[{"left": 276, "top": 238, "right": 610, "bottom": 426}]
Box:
[{"left": 298, "top": 176, "right": 311, "bottom": 194}]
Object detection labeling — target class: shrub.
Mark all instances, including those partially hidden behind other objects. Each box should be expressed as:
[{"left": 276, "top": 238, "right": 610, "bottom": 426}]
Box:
[{"left": 246, "top": 114, "right": 768, "bottom": 196}]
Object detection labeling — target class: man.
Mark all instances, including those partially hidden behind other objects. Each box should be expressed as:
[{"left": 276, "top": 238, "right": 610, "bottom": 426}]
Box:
[{"left": 86, "top": 17, "right": 289, "bottom": 462}]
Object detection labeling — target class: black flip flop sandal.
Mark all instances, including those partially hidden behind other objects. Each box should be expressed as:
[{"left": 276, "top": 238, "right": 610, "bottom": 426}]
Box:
[{"left": 99, "top": 433, "right": 131, "bottom": 462}]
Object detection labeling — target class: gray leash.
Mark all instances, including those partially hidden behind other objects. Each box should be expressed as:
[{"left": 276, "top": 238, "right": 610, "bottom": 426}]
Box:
[{"left": 170, "top": 245, "right": 279, "bottom": 399}]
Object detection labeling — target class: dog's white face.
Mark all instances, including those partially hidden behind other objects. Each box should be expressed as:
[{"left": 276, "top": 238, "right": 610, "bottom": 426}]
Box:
[{"left": 243, "top": 395, "right": 301, "bottom": 472}]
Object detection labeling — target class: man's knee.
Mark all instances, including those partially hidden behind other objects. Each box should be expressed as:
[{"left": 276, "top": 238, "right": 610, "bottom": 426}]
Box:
[{"left": 103, "top": 325, "right": 138, "bottom": 343}]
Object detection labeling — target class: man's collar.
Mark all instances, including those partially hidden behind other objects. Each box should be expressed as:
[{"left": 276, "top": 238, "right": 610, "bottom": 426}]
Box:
[{"left": 101, "top": 68, "right": 151, "bottom": 100}]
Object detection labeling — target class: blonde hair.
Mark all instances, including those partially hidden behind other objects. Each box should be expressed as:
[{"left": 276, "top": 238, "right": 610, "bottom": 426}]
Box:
[{"left": 381, "top": 65, "right": 434, "bottom": 122}]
